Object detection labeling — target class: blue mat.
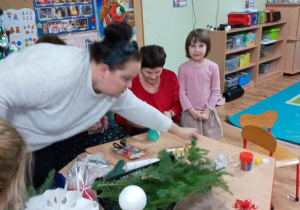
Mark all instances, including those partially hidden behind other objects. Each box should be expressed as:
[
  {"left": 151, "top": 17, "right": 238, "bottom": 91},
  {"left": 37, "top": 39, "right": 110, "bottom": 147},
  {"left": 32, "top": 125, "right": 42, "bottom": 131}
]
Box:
[{"left": 227, "top": 82, "right": 300, "bottom": 145}]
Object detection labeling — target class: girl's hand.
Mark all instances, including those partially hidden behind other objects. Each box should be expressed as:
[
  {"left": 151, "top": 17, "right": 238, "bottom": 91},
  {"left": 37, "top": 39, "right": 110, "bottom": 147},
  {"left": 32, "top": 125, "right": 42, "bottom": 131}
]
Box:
[
  {"left": 188, "top": 108, "right": 201, "bottom": 120},
  {"left": 200, "top": 109, "right": 211, "bottom": 121}
]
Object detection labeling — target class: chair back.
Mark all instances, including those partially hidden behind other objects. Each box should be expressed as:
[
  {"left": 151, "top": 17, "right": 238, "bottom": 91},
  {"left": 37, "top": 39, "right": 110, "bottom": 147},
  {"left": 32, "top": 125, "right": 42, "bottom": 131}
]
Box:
[
  {"left": 239, "top": 110, "right": 278, "bottom": 130},
  {"left": 241, "top": 125, "right": 277, "bottom": 154}
]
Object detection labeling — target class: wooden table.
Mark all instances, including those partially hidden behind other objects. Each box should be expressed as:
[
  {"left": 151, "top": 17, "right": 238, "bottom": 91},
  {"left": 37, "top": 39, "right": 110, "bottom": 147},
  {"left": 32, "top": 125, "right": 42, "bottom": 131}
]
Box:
[{"left": 84, "top": 132, "right": 275, "bottom": 209}]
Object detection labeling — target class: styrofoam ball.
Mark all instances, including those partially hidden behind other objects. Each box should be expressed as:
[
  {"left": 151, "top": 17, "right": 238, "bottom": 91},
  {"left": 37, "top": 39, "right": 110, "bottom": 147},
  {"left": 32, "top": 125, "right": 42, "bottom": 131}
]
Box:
[{"left": 119, "top": 185, "right": 147, "bottom": 210}]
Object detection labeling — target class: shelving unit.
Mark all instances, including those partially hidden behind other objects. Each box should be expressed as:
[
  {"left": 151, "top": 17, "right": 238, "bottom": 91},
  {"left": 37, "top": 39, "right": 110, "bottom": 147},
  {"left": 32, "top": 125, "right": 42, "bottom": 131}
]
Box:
[
  {"left": 207, "top": 21, "right": 286, "bottom": 93},
  {"left": 267, "top": 3, "right": 300, "bottom": 74}
]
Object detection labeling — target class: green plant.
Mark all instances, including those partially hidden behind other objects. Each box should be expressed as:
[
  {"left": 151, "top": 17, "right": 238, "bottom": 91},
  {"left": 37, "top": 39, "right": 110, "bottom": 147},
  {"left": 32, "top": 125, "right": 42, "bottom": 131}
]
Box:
[{"left": 93, "top": 140, "right": 232, "bottom": 210}]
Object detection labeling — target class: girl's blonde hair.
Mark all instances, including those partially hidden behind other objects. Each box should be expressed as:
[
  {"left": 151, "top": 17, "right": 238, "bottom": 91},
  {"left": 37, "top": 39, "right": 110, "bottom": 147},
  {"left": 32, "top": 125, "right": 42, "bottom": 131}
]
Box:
[{"left": 0, "top": 119, "right": 32, "bottom": 210}]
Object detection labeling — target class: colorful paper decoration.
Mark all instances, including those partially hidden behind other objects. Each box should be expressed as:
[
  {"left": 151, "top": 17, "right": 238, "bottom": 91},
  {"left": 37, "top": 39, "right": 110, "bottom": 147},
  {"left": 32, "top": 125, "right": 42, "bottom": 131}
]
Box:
[
  {"left": 0, "top": 8, "right": 38, "bottom": 50},
  {"left": 232, "top": 199, "right": 258, "bottom": 210}
]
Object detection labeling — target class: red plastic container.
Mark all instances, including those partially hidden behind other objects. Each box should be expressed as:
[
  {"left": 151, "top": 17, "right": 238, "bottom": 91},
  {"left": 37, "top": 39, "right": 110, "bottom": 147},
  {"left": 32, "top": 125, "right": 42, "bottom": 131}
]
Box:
[
  {"left": 240, "top": 152, "right": 253, "bottom": 171},
  {"left": 228, "top": 13, "right": 253, "bottom": 26}
]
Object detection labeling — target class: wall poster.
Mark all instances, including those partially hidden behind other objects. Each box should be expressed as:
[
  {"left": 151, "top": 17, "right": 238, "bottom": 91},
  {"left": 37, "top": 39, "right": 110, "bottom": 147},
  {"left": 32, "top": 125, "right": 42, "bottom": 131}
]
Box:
[
  {"left": 0, "top": 8, "right": 38, "bottom": 50},
  {"left": 96, "top": 0, "right": 136, "bottom": 40},
  {"left": 33, "top": 0, "right": 97, "bottom": 37}
]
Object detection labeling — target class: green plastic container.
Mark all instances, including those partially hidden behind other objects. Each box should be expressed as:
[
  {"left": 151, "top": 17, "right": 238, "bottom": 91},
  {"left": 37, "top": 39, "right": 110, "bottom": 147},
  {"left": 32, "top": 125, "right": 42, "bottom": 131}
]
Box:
[
  {"left": 147, "top": 129, "right": 160, "bottom": 141},
  {"left": 262, "top": 28, "right": 280, "bottom": 40},
  {"left": 258, "top": 11, "right": 266, "bottom": 24}
]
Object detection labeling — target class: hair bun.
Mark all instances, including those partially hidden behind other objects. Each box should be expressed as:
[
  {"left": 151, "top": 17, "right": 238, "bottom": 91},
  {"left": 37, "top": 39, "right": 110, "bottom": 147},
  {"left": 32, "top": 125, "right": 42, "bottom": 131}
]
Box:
[{"left": 104, "top": 22, "right": 133, "bottom": 43}]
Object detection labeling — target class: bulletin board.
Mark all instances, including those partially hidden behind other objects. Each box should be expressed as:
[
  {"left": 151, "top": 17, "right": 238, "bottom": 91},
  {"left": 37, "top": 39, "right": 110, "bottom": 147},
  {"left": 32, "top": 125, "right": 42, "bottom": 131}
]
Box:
[{"left": 33, "top": 0, "right": 97, "bottom": 37}]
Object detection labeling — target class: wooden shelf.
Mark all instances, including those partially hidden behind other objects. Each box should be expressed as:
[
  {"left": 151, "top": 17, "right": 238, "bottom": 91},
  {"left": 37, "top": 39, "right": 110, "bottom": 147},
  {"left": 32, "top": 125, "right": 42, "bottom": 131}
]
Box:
[
  {"left": 208, "top": 21, "right": 286, "bottom": 93},
  {"left": 227, "top": 25, "right": 259, "bottom": 34},
  {"left": 258, "top": 70, "right": 282, "bottom": 81},
  {"left": 225, "top": 63, "right": 256, "bottom": 75},
  {"left": 261, "top": 38, "right": 284, "bottom": 45},
  {"left": 242, "top": 81, "right": 255, "bottom": 90},
  {"left": 260, "top": 21, "right": 287, "bottom": 28},
  {"left": 267, "top": 3, "right": 300, "bottom": 74},
  {"left": 259, "top": 54, "right": 282, "bottom": 64},
  {"left": 226, "top": 45, "right": 257, "bottom": 55}
]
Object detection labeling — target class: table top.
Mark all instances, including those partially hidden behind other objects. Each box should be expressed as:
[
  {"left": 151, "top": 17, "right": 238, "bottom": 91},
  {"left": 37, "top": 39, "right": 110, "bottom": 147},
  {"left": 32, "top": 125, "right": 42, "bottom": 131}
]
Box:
[{"left": 84, "top": 132, "right": 275, "bottom": 209}]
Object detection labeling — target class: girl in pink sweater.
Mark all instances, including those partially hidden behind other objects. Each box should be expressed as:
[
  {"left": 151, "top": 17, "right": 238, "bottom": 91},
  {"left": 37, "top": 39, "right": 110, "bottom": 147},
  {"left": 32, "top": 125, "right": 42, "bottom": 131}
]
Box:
[{"left": 178, "top": 29, "right": 223, "bottom": 140}]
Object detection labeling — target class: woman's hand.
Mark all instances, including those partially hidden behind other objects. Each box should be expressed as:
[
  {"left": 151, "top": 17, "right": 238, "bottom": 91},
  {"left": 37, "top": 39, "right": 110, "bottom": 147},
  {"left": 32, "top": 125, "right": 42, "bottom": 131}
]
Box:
[
  {"left": 169, "top": 123, "right": 200, "bottom": 141},
  {"left": 163, "top": 110, "right": 174, "bottom": 119},
  {"left": 87, "top": 116, "right": 108, "bottom": 133},
  {"left": 100, "top": 116, "right": 108, "bottom": 132}
]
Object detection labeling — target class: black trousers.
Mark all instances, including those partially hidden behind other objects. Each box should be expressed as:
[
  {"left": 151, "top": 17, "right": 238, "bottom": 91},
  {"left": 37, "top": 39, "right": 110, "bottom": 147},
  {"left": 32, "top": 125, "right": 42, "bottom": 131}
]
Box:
[{"left": 32, "top": 126, "right": 129, "bottom": 188}]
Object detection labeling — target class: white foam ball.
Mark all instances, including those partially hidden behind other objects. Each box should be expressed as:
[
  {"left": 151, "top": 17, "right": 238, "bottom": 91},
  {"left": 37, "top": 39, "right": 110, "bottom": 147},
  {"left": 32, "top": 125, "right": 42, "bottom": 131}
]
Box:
[{"left": 119, "top": 185, "right": 147, "bottom": 210}]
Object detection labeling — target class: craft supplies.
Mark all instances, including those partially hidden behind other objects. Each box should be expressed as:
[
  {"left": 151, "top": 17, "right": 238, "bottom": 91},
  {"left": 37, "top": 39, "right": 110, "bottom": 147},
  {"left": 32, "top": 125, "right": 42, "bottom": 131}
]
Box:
[
  {"left": 112, "top": 139, "right": 149, "bottom": 159},
  {"left": 147, "top": 129, "right": 160, "bottom": 141},
  {"left": 240, "top": 152, "right": 253, "bottom": 171},
  {"left": 256, "top": 157, "right": 262, "bottom": 165}
]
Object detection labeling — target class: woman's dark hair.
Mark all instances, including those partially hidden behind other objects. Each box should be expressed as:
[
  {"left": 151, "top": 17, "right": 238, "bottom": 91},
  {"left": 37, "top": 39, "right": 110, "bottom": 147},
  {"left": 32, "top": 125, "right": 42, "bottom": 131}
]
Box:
[
  {"left": 90, "top": 22, "right": 141, "bottom": 71},
  {"left": 36, "top": 34, "right": 66, "bottom": 45},
  {"left": 140, "top": 45, "right": 166, "bottom": 69},
  {"left": 185, "top": 29, "right": 211, "bottom": 58}
]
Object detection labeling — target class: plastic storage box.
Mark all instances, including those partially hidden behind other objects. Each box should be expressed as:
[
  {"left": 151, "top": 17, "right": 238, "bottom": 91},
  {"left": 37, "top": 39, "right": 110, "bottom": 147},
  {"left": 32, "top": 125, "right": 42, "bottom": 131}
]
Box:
[
  {"left": 228, "top": 13, "right": 252, "bottom": 26},
  {"left": 258, "top": 11, "right": 266, "bottom": 24},
  {"left": 239, "top": 53, "right": 250, "bottom": 67},
  {"left": 262, "top": 28, "right": 280, "bottom": 40},
  {"left": 225, "top": 74, "right": 239, "bottom": 89},
  {"left": 244, "top": 33, "right": 255, "bottom": 47},
  {"left": 226, "top": 56, "right": 240, "bottom": 71},
  {"left": 237, "top": 71, "right": 251, "bottom": 86},
  {"left": 260, "top": 44, "right": 274, "bottom": 57},
  {"left": 259, "top": 62, "right": 276, "bottom": 74},
  {"left": 227, "top": 34, "right": 244, "bottom": 49},
  {"left": 226, "top": 38, "right": 232, "bottom": 51}
]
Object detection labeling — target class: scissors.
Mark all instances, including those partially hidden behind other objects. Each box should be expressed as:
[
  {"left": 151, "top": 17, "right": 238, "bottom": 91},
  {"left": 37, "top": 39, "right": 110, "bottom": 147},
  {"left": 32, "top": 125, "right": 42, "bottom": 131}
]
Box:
[
  {"left": 113, "top": 139, "right": 141, "bottom": 153},
  {"left": 113, "top": 139, "right": 127, "bottom": 149}
]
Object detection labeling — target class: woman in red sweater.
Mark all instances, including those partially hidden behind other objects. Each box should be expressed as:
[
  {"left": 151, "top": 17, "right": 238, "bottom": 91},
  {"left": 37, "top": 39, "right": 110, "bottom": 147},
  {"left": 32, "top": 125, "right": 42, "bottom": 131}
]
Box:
[{"left": 114, "top": 45, "right": 182, "bottom": 135}]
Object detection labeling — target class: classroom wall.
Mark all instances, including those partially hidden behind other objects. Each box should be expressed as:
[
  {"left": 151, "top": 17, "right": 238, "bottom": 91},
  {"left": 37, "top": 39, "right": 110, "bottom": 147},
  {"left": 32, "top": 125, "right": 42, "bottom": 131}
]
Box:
[
  {"left": 142, "top": 0, "right": 267, "bottom": 74},
  {"left": 0, "top": 0, "right": 33, "bottom": 10}
]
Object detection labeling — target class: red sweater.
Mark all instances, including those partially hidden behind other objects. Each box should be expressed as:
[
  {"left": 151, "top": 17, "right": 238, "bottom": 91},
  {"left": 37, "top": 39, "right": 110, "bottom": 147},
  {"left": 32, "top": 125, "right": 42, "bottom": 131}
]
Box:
[{"left": 115, "top": 69, "right": 182, "bottom": 133}]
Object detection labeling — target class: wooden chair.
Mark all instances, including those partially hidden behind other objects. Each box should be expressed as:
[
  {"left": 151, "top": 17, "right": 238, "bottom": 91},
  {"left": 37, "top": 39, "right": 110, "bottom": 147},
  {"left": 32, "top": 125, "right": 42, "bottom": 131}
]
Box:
[
  {"left": 241, "top": 125, "right": 300, "bottom": 206},
  {"left": 239, "top": 110, "right": 278, "bottom": 148}
]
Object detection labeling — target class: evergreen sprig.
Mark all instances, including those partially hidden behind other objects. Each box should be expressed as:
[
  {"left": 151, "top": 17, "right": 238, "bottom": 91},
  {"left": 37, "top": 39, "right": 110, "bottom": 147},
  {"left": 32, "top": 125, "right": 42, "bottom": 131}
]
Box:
[{"left": 92, "top": 141, "right": 232, "bottom": 210}]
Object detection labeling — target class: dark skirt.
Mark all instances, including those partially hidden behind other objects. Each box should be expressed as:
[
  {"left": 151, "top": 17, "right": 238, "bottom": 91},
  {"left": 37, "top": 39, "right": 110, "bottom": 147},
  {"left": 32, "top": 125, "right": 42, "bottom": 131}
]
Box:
[{"left": 32, "top": 126, "right": 129, "bottom": 188}]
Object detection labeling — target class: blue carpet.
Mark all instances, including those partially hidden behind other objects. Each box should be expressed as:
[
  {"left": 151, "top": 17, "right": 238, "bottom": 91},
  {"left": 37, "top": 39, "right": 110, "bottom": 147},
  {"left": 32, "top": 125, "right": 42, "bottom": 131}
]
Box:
[{"left": 226, "top": 82, "right": 300, "bottom": 145}]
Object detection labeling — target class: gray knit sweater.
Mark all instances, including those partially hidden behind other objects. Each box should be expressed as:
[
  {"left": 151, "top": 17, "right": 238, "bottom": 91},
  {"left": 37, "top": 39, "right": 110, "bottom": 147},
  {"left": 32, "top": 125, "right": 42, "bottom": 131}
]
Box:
[{"left": 0, "top": 44, "right": 172, "bottom": 151}]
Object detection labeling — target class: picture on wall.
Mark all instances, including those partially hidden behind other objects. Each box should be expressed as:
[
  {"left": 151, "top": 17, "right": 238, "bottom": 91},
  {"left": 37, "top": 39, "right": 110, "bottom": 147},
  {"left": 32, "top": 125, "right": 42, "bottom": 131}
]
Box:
[
  {"left": 81, "top": 5, "right": 92, "bottom": 16},
  {"left": 66, "top": 0, "right": 78, "bottom": 3},
  {"left": 53, "top": 0, "right": 65, "bottom": 4},
  {"left": 34, "top": 0, "right": 97, "bottom": 36},
  {"left": 52, "top": 7, "right": 67, "bottom": 18},
  {"left": 96, "top": 0, "right": 136, "bottom": 39},
  {"left": 36, "top": 0, "right": 52, "bottom": 6},
  {"left": 38, "top": 8, "right": 52, "bottom": 20},
  {"left": 62, "top": 19, "right": 76, "bottom": 31},
  {"left": 173, "top": 0, "right": 187, "bottom": 7},
  {"left": 76, "top": 18, "right": 88, "bottom": 29},
  {"left": 48, "top": 20, "right": 63, "bottom": 33},
  {"left": 66, "top": 6, "right": 79, "bottom": 16}
]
